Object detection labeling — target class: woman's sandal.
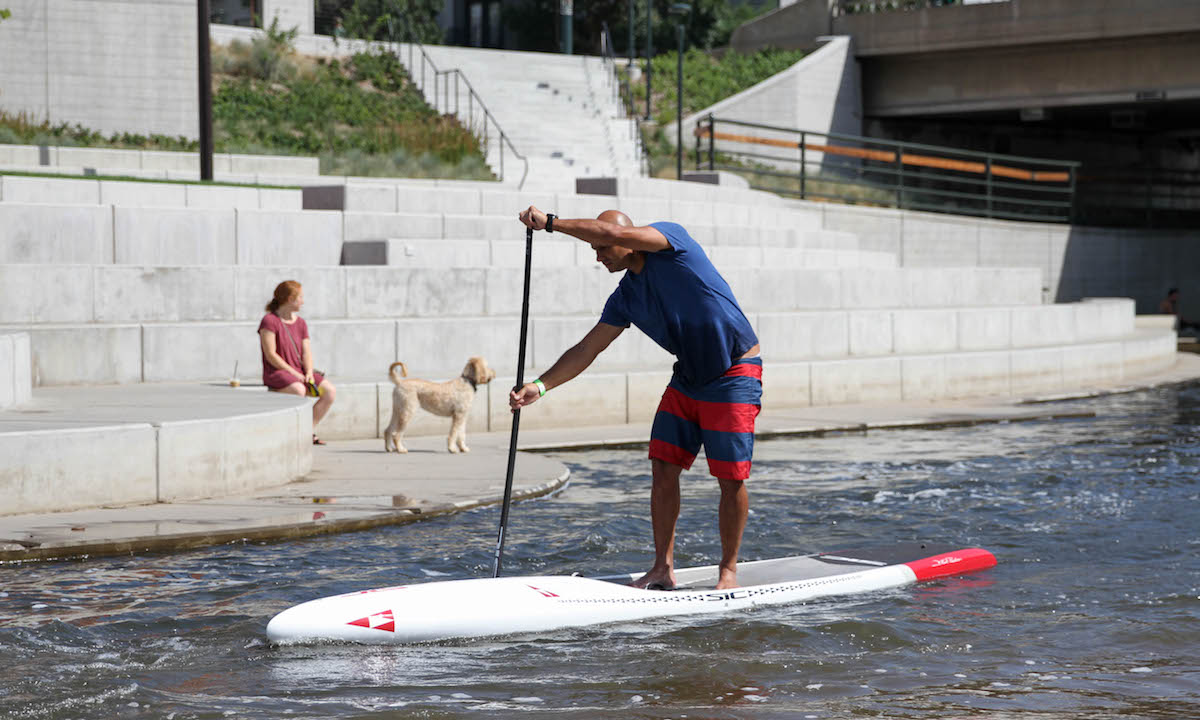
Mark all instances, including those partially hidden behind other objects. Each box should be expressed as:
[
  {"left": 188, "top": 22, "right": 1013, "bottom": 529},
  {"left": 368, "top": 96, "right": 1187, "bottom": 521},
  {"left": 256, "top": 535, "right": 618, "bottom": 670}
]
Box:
[{"left": 312, "top": 434, "right": 326, "bottom": 446}]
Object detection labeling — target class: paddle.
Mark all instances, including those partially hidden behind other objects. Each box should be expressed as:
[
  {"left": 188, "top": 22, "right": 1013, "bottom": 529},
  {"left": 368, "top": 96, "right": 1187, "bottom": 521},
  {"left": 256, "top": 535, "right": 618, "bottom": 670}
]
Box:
[{"left": 492, "top": 225, "right": 534, "bottom": 578}]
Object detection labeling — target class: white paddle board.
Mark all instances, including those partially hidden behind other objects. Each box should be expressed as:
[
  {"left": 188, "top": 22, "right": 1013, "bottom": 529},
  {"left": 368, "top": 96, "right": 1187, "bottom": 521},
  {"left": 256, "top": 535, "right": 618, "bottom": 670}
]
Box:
[{"left": 266, "top": 542, "right": 996, "bottom": 645}]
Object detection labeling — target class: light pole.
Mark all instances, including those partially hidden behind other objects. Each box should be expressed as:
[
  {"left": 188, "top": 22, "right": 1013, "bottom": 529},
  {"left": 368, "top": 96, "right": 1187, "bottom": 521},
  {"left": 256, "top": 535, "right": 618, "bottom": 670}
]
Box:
[
  {"left": 644, "top": 0, "right": 653, "bottom": 120},
  {"left": 669, "top": 3, "right": 690, "bottom": 180},
  {"left": 628, "top": 0, "right": 635, "bottom": 68},
  {"left": 560, "top": 0, "right": 573, "bottom": 54},
  {"left": 197, "top": 0, "right": 213, "bottom": 181}
]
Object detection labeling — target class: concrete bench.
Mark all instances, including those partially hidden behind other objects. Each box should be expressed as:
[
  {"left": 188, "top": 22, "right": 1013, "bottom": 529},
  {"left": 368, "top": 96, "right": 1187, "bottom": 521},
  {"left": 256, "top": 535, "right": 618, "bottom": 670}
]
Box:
[
  {"left": 0, "top": 383, "right": 312, "bottom": 515},
  {"left": 0, "top": 299, "right": 1136, "bottom": 387}
]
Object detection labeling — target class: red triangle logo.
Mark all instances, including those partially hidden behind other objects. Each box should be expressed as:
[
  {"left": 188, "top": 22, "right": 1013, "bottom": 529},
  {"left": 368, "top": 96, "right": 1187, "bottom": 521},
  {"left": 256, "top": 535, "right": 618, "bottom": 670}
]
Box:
[{"left": 348, "top": 609, "right": 395, "bottom": 632}]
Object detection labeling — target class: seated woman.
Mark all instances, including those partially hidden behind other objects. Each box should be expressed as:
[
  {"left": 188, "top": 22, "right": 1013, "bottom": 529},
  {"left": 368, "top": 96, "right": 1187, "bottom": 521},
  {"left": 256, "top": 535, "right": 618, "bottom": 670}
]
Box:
[{"left": 259, "top": 280, "right": 337, "bottom": 445}]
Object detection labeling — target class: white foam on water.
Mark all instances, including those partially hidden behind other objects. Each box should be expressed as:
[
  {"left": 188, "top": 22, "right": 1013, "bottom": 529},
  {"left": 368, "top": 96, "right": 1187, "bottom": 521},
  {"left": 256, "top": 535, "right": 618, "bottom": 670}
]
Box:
[{"left": 1130, "top": 667, "right": 1153, "bottom": 673}]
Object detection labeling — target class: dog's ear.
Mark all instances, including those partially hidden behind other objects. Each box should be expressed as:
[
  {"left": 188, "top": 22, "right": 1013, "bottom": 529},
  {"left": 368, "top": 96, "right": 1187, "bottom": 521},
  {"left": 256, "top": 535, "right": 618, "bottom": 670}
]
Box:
[{"left": 466, "top": 356, "right": 491, "bottom": 384}]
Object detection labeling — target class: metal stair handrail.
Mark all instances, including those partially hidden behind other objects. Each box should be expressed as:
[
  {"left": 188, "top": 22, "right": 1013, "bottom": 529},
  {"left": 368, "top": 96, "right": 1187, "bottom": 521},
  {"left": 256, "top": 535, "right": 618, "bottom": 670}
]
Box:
[
  {"left": 395, "top": 28, "right": 529, "bottom": 189},
  {"left": 600, "top": 24, "right": 650, "bottom": 177}
]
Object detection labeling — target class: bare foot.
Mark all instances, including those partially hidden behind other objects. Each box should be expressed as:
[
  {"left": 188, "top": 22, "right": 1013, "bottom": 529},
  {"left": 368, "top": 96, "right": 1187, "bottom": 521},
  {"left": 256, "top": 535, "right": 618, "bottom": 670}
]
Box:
[
  {"left": 631, "top": 566, "right": 676, "bottom": 590},
  {"left": 714, "top": 568, "right": 738, "bottom": 590}
]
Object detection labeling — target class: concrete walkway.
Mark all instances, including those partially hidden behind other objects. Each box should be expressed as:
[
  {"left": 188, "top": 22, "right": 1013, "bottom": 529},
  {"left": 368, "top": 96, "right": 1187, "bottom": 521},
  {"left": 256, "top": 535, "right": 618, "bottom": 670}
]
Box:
[{"left": 3, "top": 353, "right": 1198, "bottom": 563}]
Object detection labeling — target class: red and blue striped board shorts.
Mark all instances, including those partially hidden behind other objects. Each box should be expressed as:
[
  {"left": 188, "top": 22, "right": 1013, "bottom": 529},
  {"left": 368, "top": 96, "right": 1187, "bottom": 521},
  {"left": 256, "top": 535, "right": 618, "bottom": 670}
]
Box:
[{"left": 648, "top": 357, "right": 762, "bottom": 481}]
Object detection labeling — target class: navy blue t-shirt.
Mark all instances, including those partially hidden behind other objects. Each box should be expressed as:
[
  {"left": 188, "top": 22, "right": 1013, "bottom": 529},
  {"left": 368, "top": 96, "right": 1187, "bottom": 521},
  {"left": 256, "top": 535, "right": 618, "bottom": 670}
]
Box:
[{"left": 599, "top": 222, "right": 758, "bottom": 386}]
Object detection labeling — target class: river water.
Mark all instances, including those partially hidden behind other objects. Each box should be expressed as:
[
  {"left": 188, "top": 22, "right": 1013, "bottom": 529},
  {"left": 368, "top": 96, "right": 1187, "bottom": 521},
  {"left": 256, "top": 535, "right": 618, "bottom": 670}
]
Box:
[{"left": 2, "top": 385, "right": 1198, "bottom": 719}]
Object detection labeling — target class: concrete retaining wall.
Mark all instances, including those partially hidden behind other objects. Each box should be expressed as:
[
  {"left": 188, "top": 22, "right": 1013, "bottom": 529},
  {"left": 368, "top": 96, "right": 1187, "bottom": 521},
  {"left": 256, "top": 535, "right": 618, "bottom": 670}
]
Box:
[
  {"left": 674, "top": 36, "right": 863, "bottom": 167},
  {"left": 0, "top": 400, "right": 311, "bottom": 515},
  {"left": 0, "top": 333, "right": 32, "bottom": 409}
]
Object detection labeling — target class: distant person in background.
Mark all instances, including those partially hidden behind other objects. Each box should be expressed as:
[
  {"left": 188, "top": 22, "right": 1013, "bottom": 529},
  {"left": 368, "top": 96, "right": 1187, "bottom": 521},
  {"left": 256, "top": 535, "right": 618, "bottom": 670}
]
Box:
[
  {"left": 1158, "top": 287, "right": 1200, "bottom": 334},
  {"left": 259, "top": 280, "right": 337, "bottom": 445}
]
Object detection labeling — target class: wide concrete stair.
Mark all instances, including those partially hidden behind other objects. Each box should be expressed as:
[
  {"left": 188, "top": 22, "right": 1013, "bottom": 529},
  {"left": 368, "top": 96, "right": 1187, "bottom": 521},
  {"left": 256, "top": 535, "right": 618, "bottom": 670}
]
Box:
[
  {"left": 411, "top": 46, "right": 641, "bottom": 187},
  {"left": 0, "top": 168, "right": 1179, "bottom": 515}
]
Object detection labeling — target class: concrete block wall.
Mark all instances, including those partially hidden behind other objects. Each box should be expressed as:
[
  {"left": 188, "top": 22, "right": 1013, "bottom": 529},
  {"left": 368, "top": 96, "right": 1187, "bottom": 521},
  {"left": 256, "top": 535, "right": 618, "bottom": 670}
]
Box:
[
  {"left": 0, "top": 399, "right": 311, "bottom": 515},
  {"left": 0, "top": 0, "right": 199, "bottom": 139}
]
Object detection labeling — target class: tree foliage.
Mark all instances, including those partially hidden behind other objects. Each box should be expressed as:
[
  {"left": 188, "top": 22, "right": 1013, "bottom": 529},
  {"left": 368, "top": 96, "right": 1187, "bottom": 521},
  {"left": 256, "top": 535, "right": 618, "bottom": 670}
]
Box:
[
  {"left": 505, "top": 0, "right": 775, "bottom": 55},
  {"left": 315, "top": 0, "right": 443, "bottom": 43}
]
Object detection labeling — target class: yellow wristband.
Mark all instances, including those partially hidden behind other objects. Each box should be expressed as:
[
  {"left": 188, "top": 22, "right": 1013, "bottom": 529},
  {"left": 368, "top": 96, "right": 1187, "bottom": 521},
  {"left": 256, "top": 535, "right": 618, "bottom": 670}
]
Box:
[{"left": 533, "top": 379, "right": 547, "bottom": 397}]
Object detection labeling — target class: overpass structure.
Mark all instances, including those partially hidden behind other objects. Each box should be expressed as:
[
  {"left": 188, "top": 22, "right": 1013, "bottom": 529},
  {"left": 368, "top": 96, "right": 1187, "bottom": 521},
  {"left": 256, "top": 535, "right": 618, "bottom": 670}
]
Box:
[{"left": 731, "top": 0, "right": 1200, "bottom": 227}]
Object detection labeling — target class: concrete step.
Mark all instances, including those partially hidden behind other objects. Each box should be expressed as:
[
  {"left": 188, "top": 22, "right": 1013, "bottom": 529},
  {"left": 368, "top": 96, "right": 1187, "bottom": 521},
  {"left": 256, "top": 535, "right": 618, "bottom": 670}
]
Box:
[
  {"left": 0, "top": 298, "right": 1129, "bottom": 387},
  {"left": 339, "top": 239, "right": 895, "bottom": 269},
  {"left": 402, "top": 47, "right": 639, "bottom": 184},
  {"left": 0, "top": 175, "right": 303, "bottom": 209},
  {"left": 0, "top": 143, "right": 319, "bottom": 176},
  {"left": 2, "top": 261, "right": 1040, "bottom": 323},
  {"left": 0, "top": 201, "right": 844, "bottom": 266}
]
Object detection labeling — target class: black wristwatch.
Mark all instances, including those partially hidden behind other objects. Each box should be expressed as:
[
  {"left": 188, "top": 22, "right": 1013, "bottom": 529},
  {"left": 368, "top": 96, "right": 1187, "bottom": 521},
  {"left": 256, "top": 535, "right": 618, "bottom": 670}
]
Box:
[{"left": 545, "top": 213, "right": 556, "bottom": 233}]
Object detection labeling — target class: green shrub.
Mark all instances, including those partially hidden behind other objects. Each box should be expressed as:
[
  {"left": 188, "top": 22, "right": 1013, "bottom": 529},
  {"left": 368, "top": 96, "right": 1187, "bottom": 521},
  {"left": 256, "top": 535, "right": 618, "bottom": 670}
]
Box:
[
  {"left": 2, "top": 39, "right": 493, "bottom": 181},
  {"left": 630, "top": 47, "right": 807, "bottom": 126}
]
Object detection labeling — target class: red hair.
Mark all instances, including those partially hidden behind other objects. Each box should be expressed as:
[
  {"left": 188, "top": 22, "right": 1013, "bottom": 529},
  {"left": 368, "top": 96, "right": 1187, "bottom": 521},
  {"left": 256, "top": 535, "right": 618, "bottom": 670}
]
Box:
[{"left": 266, "top": 280, "right": 302, "bottom": 313}]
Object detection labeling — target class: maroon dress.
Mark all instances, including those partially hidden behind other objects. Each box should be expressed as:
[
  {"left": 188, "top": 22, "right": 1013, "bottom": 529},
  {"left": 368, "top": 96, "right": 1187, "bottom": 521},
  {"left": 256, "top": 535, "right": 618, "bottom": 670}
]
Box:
[{"left": 258, "top": 313, "right": 324, "bottom": 390}]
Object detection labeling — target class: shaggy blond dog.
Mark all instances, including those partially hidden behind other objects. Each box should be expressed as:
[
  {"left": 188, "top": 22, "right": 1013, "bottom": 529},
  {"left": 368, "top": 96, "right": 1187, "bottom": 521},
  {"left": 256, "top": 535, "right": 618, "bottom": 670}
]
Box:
[{"left": 384, "top": 357, "right": 496, "bottom": 453}]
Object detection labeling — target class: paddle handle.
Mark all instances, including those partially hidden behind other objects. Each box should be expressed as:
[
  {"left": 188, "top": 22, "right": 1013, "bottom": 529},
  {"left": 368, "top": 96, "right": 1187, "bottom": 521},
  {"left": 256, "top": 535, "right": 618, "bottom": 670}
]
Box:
[{"left": 493, "top": 226, "right": 534, "bottom": 578}]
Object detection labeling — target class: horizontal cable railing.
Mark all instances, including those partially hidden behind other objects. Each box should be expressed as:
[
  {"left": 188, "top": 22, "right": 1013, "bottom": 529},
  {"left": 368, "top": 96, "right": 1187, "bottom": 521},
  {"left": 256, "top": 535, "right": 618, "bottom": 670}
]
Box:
[
  {"left": 600, "top": 25, "right": 649, "bottom": 177},
  {"left": 395, "top": 31, "right": 528, "bottom": 189},
  {"left": 694, "top": 115, "right": 1079, "bottom": 223}
]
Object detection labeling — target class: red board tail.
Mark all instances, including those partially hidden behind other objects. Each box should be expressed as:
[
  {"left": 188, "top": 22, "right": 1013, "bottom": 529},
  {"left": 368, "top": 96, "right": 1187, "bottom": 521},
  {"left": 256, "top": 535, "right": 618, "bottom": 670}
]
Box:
[{"left": 905, "top": 547, "right": 997, "bottom": 582}]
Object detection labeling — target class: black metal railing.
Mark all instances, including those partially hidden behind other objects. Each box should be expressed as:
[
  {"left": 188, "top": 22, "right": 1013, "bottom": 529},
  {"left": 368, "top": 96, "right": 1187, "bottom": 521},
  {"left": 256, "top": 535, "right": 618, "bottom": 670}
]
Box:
[
  {"left": 394, "top": 28, "right": 528, "bottom": 188},
  {"left": 600, "top": 25, "right": 650, "bottom": 177},
  {"left": 694, "top": 115, "right": 1079, "bottom": 223},
  {"left": 1075, "top": 167, "right": 1200, "bottom": 229}
]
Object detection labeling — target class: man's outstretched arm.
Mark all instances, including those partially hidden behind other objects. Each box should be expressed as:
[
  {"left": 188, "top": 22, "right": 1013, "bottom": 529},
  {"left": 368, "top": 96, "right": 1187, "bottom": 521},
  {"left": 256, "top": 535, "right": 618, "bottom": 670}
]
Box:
[
  {"left": 509, "top": 322, "right": 625, "bottom": 409},
  {"left": 519, "top": 206, "right": 670, "bottom": 253}
]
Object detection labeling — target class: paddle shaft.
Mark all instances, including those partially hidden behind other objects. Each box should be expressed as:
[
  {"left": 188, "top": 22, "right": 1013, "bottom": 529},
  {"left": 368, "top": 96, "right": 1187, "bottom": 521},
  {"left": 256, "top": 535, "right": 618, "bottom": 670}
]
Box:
[{"left": 493, "top": 226, "right": 534, "bottom": 577}]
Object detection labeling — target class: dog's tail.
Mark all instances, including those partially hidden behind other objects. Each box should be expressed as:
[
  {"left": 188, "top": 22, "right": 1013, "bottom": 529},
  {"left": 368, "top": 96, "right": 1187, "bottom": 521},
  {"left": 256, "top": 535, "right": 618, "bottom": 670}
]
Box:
[{"left": 388, "top": 361, "right": 408, "bottom": 385}]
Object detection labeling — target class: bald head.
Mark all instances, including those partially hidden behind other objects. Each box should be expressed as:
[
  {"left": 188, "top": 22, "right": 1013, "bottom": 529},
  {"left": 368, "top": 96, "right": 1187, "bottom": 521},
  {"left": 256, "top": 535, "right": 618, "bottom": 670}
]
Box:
[{"left": 597, "top": 209, "right": 633, "bottom": 227}]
